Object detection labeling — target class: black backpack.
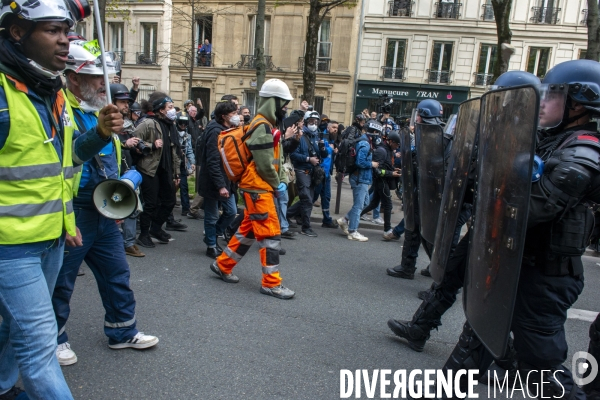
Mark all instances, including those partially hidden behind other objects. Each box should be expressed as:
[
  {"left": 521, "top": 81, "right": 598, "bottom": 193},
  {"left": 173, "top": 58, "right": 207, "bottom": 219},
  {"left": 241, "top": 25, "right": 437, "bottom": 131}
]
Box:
[{"left": 336, "top": 126, "right": 367, "bottom": 174}]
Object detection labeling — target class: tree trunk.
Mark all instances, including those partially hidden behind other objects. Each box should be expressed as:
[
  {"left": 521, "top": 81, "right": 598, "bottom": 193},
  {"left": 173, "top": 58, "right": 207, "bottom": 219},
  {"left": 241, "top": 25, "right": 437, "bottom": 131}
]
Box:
[
  {"left": 491, "top": 0, "right": 513, "bottom": 81},
  {"left": 255, "top": 0, "right": 266, "bottom": 90},
  {"left": 94, "top": 0, "right": 107, "bottom": 41},
  {"left": 586, "top": 0, "right": 600, "bottom": 61},
  {"left": 302, "top": 0, "right": 321, "bottom": 104},
  {"left": 189, "top": 0, "right": 195, "bottom": 99}
]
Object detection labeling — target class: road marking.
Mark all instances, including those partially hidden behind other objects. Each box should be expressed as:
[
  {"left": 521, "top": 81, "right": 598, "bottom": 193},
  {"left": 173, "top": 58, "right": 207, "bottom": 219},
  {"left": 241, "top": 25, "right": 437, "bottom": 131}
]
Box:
[{"left": 568, "top": 308, "right": 599, "bottom": 322}]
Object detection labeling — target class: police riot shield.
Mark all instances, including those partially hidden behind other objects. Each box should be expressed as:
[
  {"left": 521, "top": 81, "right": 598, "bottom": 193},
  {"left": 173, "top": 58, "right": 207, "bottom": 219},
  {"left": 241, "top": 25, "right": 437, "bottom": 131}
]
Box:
[
  {"left": 400, "top": 127, "right": 416, "bottom": 231},
  {"left": 464, "top": 85, "right": 539, "bottom": 359},
  {"left": 429, "top": 98, "right": 481, "bottom": 284},
  {"left": 415, "top": 123, "right": 445, "bottom": 245}
]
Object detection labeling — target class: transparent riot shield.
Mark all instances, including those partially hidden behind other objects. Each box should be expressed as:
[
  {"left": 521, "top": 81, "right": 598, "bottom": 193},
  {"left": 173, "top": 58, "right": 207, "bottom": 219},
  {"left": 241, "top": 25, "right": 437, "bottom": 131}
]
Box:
[
  {"left": 400, "top": 127, "right": 415, "bottom": 231},
  {"left": 415, "top": 123, "right": 445, "bottom": 245},
  {"left": 429, "top": 98, "right": 481, "bottom": 284},
  {"left": 464, "top": 85, "right": 540, "bottom": 359}
]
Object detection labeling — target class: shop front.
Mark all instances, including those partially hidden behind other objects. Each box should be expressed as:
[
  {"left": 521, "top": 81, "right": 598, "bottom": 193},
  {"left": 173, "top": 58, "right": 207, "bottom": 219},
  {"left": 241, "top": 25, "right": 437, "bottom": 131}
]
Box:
[{"left": 355, "top": 80, "right": 471, "bottom": 123}]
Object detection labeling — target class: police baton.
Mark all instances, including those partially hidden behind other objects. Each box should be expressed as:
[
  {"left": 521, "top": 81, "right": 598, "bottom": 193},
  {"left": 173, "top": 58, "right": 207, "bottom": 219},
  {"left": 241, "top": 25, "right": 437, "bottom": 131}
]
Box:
[{"left": 92, "top": 0, "right": 112, "bottom": 104}]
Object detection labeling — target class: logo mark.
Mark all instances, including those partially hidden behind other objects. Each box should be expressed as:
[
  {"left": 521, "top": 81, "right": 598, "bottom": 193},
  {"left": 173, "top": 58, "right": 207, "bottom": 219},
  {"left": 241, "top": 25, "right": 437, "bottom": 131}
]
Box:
[{"left": 572, "top": 351, "right": 598, "bottom": 386}]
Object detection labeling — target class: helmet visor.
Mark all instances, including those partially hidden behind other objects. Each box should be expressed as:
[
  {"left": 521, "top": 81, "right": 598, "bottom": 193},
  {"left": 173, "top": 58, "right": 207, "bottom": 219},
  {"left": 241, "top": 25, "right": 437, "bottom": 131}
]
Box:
[
  {"left": 539, "top": 83, "right": 568, "bottom": 129},
  {"left": 409, "top": 108, "right": 418, "bottom": 130},
  {"left": 444, "top": 114, "right": 457, "bottom": 137}
]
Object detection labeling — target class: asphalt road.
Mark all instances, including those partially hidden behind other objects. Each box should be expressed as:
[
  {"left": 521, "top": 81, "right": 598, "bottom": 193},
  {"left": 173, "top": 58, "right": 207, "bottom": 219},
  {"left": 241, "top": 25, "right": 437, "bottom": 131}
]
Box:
[{"left": 55, "top": 210, "right": 600, "bottom": 399}]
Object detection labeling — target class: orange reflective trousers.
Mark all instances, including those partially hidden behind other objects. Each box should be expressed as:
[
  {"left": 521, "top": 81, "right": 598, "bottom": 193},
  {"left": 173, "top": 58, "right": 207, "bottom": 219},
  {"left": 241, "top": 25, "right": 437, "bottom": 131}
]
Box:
[{"left": 216, "top": 191, "right": 282, "bottom": 287}]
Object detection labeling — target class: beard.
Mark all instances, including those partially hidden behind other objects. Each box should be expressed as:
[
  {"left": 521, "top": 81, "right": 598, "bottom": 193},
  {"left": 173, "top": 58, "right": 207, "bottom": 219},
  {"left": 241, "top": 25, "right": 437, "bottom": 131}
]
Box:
[{"left": 79, "top": 79, "right": 107, "bottom": 111}]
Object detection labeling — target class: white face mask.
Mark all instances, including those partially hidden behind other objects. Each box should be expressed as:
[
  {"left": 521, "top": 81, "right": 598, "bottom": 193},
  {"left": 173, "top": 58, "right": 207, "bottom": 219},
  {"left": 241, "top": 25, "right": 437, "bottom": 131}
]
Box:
[
  {"left": 79, "top": 101, "right": 101, "bottom": 113},
  {"left": 178, "top": 130, "right": 186, "bottom": 137},
  {"left": 166, "top": 109, "right": 177, "bottom": 120},
  {"left": 307, "top": 124, "right": 318, "bottom": 132},
  {"left": 229, "top": 115, "right": 241, "bottom": 127},
  {"left": 28, "top": 59, "right": 61, "bottom": 79}
]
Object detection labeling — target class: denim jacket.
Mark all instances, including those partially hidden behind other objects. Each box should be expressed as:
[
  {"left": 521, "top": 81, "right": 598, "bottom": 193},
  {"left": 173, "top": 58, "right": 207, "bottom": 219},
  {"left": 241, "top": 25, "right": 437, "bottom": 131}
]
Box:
[{"left": 353, "top": 135, "right": 373, "bottom": 184}]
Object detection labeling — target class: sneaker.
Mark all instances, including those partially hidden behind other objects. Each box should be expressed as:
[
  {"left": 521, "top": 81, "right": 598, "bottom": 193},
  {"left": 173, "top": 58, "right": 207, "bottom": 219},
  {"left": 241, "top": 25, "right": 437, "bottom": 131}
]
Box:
[
  {"left": 421, "top": 265, "right": 431, "bottom": 277},
  {"left": 281, "top": 230, "right": 298, "bottom": 239},
  {"left": 210, "top": 261, "right": 239, "bottom": 283},
  {"left": 56, "top": 342, "right": 77, "bottom": 366},
  {"left": 187, "top": 211, "right": 204, "bottom": 220},
  {"left": 149, "top": 229, "right": 170, "bottom": 244},
  {"left": 337, "top": 217, "right": 349, "bottom": 235},
  {"left": 383, "top": 230, "right": 399, "bottom": 241},
  {"left": 0, "top": 386, "right": 27, "bottom": 400},
  {"left": 288, "top": 221, "right": 299, "bottom": 229},
  {"left": 136, "top": 234, "right": 155, "bottom": 248},
  {"left": 216, "top": 233, "right": 225, "bottom": 239},
  {"left": 206, "top": 247, "right": 223, "bottom": 259},
  {"left": 348, "top": 231, "right": 368, "bottom": 242},
  {"left": 108, "top": 332, "right": 159, "bottom": 350},
  {"left": 313, "top": 200, "right": 321, "bottom": 207},
  {"left": 372, "top": 217, "right": 384, "bottom": 225},
  {"left": 279, "top": 248, "right": 286, "bottom": 255},
  {"left": 300, "top": 228, "right": 318, "bottom": 237},
  {"left": 360, "top": 215, "right": 371, "bottom": 221},
  {"left": 260, "top": 285, "right": 295, "bottom": 299},
  {"left": 165, "top": 221, "right": 188, "bottom": 231},
  {"left": 125, "top": 245, "right": 145, "bottom": 257},
  {"left": 321, "top": 220, "right": 339, "bottom": 228}
]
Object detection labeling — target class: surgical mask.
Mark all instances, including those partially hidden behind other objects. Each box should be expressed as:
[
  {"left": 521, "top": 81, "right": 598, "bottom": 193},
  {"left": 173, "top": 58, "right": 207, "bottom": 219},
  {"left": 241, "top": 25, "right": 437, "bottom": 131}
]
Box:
[
  {"left": 229, "top": 115, "right": 241, "bottom": 127},
  {"left": 243, "top": 114, "right": 251, "bottom": 123},
  {"left": 79, "top": 101, "right": 101, "bottom": 113},
  {"left": 166, "top": 109, "right": 177, "bottom": 120},
  {"left": 178, "top": 130, "right": 186, "bottom": 137},
  {"left": 307, "top": 124, "right": 318, "bottom": 132}
]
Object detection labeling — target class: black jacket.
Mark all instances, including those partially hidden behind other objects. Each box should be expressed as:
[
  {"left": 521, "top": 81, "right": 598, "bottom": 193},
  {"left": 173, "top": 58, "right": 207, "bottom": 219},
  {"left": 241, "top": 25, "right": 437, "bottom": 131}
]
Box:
[{"left": 198, "top": 119, "right": 232, "bottom": 200}]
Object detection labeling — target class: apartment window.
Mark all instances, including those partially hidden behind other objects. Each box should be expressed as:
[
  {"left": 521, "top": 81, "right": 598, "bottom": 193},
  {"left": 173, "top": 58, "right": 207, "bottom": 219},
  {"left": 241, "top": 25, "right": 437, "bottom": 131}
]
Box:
[
  {"left": 429, "top": 41, "right": 453, "bottom": 83},
  {"left": 475, "top": 44, "right": 497, "bottom": 86},
  {"left": 436, "top": 0, "right": 462, "bottom": 19},
  {"left": 388, "top": 0, "right": 413, "bottom": 17},
  {"left": 137, "top": 84, "right": 155, "bottom": 102},
  {"left": 314, "top": 96, "right": 324, "bottom": 115},
  {"left": 317, "top": 20, "right": 331, "bottom": 72},
  {"left": 531, "top": 0, "right": 560, "bottom": 24},
  {"left": 527, "top": 47, "right": 551, "bottom": 78},
  {"left": 139, "top": 23, "right": 158, "bottom": 64},
  {"left": 74, "top": 22, "right": 86, "bottom": 39},
  {"left": 196, "top": 16, "right": 213, "bottom": 45},
  {"left": 383, "top": 39, "right": 407, "bottom": 80},
  {"left": 580, "top": 49, "right": 587, "bottom": 59},
  {"left": 108, "top": 23, "right": 124, "bottom": 61},
  {"left": 244, "top": 91, "right": 257, "bottom": 116},
  {"left": 481, "top": 0, "right": 494, "bottom": 21},
  {"left": 248, "top": 15, "right": 271, "bottom": 55}
]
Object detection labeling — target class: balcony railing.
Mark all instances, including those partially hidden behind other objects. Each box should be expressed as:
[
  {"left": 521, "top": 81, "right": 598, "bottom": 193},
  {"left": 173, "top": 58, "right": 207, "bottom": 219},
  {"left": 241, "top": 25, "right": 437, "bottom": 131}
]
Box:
[
  {"left": 581, "top": 9, "right": 588, "bottom": 26},
  {"left": 298, "top": 57, "right": 331, "bottom": 73},
  {"left": 481, "top": 4, "right": 494, "bottom": 21},
  {"left": 113, "top": 50, "right": 126, "bottom": 63},
  {"left": 427, "top": 70, "right": 453, "bottom": 84},
  {"left": 234, "top": 54, "right": 274, "bottom": 69},
  {"left": 196, "top": 53, "right": 213, "bottom": 67},
  {"left": 388, "top": 1, "right": 413, "bottom": 16},
  {"left": 136, "top": 52, "right": 157, "bottom": 65},
  {"left": 382, "top": 66, "right": 406, "bottom": 80},
  {"left": 474, "top": 73, "right": 494, "bottom": 86},
  {"left": 434, "top": 2, "right": 462, "bottom": 19},
  {"left": 530, "top": 6, "right": 561, "bottom": 24}
]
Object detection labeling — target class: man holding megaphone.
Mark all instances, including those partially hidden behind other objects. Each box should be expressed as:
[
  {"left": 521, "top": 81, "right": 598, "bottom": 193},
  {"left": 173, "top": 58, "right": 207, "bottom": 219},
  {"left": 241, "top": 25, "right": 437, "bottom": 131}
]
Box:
[{"left": 51, "top": 39, "right": 158, "bottom": 368}]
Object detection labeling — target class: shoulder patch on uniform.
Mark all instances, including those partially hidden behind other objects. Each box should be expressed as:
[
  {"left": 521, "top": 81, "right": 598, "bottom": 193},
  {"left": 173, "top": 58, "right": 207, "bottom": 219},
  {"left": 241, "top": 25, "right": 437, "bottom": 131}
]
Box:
[{"left": 578, "top": 135, "right": 599, "bottom": 143}]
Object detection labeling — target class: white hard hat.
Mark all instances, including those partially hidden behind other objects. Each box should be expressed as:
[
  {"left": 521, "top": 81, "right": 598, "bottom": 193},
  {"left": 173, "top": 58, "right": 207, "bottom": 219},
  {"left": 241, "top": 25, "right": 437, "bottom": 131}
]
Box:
[
  {"left": 258, "top": 78, "right": 293, "bottom": 101},
  {"left": 65, "top": 40, "right": 120, "bottom": 75},
  {"left": 0, "top": 0, "right": 79, "bottom": 27},
  {"left": 304, "top": 111, "right": 320, "bottom": 121}
]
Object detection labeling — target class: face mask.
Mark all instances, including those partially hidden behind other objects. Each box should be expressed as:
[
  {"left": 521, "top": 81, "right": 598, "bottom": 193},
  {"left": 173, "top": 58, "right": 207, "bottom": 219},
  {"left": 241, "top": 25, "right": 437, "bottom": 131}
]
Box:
[
  {"left": 28, "top": 59, "right": 61, "bottom": 79},
  {"left": 229, "top": 115, "right": 241, "bottom": 127},
  {"left": 307, "top": 124, "right": 318, "bottom": 132},
  {"left": 243, "top": 115, "right": 251, "bottom": 123},
  {"left": 178, "top": 130, "right": 186, "bottom": 137},
  {"left": 166, "top": 109, "right": 177, "bottom": 120},
  {"left": 79, "top": 101, "right": 101, "bottom": 113}
]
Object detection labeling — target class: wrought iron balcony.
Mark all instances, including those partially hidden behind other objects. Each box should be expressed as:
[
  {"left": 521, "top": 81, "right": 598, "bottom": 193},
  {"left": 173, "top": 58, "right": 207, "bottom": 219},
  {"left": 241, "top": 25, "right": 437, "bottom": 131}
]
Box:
[
  {"left": 113, "top": 50, "right": 126, "bottom": 63},
  {"left": 427, "top": 70, "right": 453, "bottom": 84},
  {"left": 136, "top": 52, "right": 157, "bottom": 65},
  {"left": 481, "top": 4, "right": 494, "bottom": 21},
  {"left": 530, "top": 6, "right": 561, "bottom": 24},
  {"left": 388, "top": 1, "right": 413, "bottom": 16},
  {"left": 234, "top": 54, "right": 273, "bottom": 69},
  {"left": 434, "top": 2, "right": 462, "bottom": 19},
  {"left": 381, "top": 66, "right": 406, "bottom": 80},
  {"left": 298, "top": 57, "right": 331, "bottom": 73},
  {"left": 581, "top": 9, "right": 588, "bottom": 26},
  {"left": 474, "top": 72, "right": 494, "bottom": 86},
  {"left": 196, "top": 52, "right": 213, "bottom": 67}
]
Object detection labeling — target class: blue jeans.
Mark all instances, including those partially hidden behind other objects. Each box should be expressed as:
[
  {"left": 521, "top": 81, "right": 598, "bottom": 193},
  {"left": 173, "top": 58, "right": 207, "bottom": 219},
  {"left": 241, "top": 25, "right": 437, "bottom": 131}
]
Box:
[
  {"left": 0, "top": 238, "right": 74, "bottom": 399},
  {"left": 203, "top": 195, "right": 237, "bottom": 247},
  {"left": 393, "top": 218, "right": 405, "bottom": 238},
  {"left": 275, "top": 188, "right": 290, "bottom": 233},
  {"left": 53, "top": 208, "right": 137, "bottom": 345},
  {"left": 346, "top": 174, "right": 369, "bottom": 232},
  {"left": 367, "top": 191, "right": 380, "bottom": 219},
  {"left": 122, "top": 215, "right": 137, "bottom": 248},
  {"left": 313, "top": 175, "right": 333, "bottom": 224}
]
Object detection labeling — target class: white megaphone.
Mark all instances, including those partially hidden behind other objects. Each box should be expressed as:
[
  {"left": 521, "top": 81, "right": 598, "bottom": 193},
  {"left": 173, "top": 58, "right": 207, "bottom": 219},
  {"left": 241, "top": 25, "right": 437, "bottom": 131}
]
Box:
[{"left": 93, "top": 169, "right": 143, "bottom": 219}]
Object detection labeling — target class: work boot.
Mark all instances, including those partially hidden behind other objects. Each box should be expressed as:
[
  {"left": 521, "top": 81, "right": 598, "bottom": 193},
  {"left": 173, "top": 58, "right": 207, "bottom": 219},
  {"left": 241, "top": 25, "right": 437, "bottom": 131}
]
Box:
[
  {"left": 166, "top": 220, "right": 188, "bottom": 231},
  {"left": 136, "top": 233, "right": 155, "bottom": 248},
  {"left": 125, "top": 245, "right": 145, "bottom": 257},
  {"left": 387, "top": 295, "right": 449, "bottom": 352},
  {"left": 386, "top": 264, "right": 416, "bottom": 279},
  {"left": 421, "top": 264, "right": 431, "bottom": 277}
]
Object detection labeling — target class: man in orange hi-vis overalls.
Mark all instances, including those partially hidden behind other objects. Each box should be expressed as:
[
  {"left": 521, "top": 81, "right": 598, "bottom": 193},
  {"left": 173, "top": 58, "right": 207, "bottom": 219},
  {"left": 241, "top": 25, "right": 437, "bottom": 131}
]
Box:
[{"left": 210, "top": 79, "right": 295, "bottom": 299}]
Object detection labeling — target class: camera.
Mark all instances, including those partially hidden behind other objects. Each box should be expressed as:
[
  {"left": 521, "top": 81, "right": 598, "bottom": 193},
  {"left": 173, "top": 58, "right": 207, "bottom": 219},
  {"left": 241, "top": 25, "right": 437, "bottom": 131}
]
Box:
[
  {"left": 65, "top": 0, "right": 91, "bottom": 22},
  {"left": 136, "top": 141, "right": 151, "bottom": 156},
  {"left": 307, "top": 105, "right": 314, "bottom": 111},
  {"left": 377, "top": 93, "right": 393, "bottom": 115}
]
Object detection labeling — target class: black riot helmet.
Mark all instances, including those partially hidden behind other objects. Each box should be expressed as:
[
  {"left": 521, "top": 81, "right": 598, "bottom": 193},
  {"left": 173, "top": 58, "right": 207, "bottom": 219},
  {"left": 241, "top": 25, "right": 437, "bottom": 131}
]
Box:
[
  {"left": 110, "top": 83, "right": 131, "bottom": 102},
  {"left": 387, "top": 131, "right": 401, "bottom": 145}
]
